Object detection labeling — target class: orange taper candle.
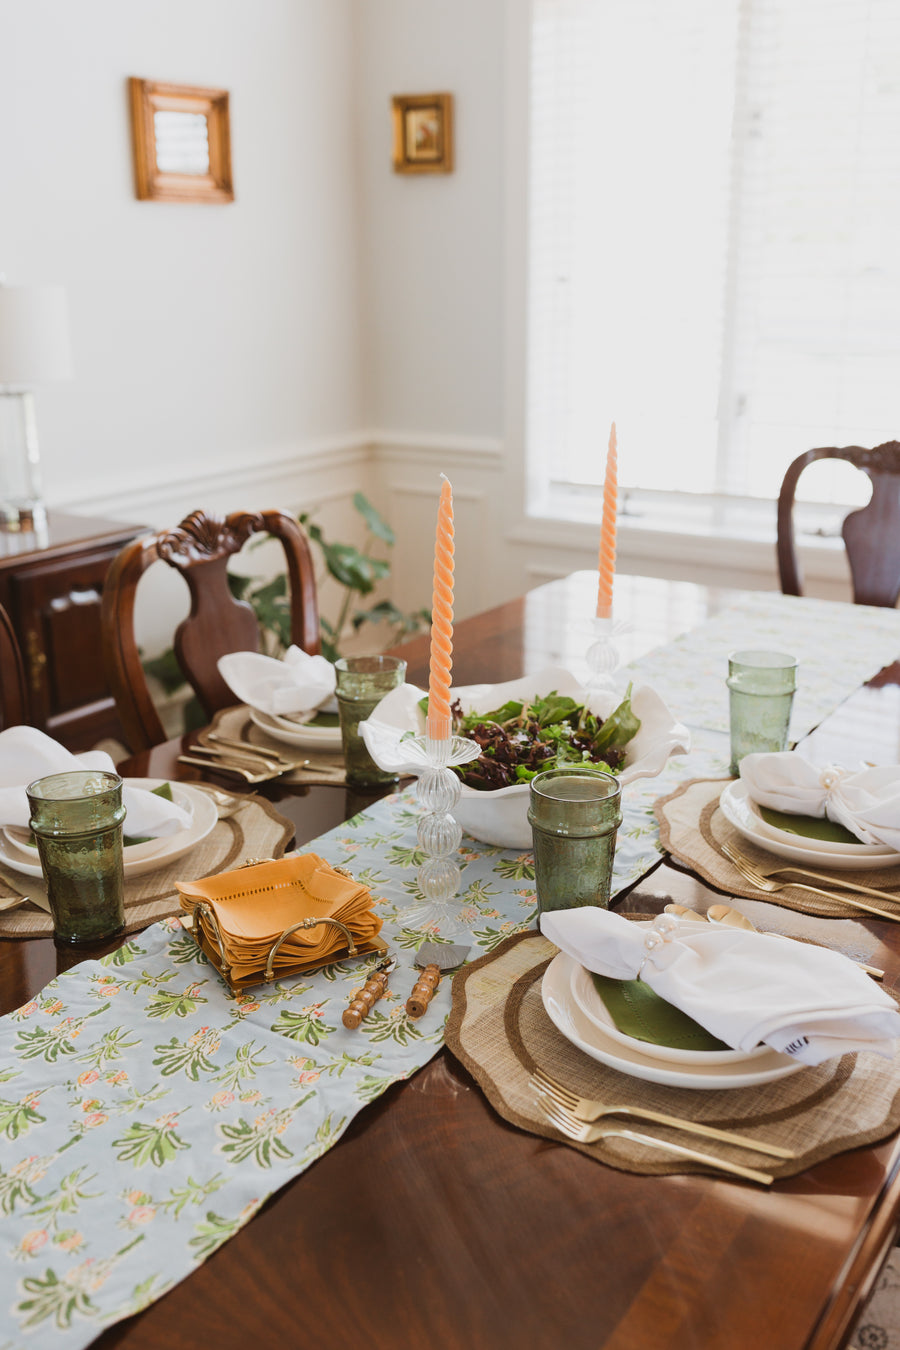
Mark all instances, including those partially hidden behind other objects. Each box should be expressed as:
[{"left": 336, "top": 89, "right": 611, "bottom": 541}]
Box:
[
  {"left": 595, "top": 422, "right": 618, "bottom": 619},
  {"left": 427, "top": 475, "right": 455, "bottom": 741}
]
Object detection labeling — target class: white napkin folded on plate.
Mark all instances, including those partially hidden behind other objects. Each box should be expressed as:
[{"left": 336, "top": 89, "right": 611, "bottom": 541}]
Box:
[
  {"left": 740, "top": 751, "right": 900, "bottom": 849},
  {"left": 540, "top": 907, "right": 900, "bottom": 1066},
  {"left": 0, "top": 727, "right": 191, "bottom": 838},
  {"left": 217, "top": 647, "right": 336, "bottom": 718}
]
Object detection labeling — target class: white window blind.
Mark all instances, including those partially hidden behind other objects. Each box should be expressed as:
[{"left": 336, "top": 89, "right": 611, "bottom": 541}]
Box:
[{"left": 527, "top": 0, "right": 900, "bottom": 517}]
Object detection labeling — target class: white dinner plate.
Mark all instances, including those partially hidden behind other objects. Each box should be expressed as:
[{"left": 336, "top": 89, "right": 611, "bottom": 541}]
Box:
[
  {"left": 723, "top": 780, "right": 895, "bottom": 857},
  {"left": 718, "top": 781, "right": 900, "bottom": 871},
  {"left": 248, "top": 707, "right": 343, "bottom": 751},
  {"left": 542, "top": 952, "right": 803, "bottom": 1090},
  {"left": 568, "top": 960, "right": 769, "bottom": 1067},
  {"left": 0, "top": 780, "right": 218, "bottom": 880}
]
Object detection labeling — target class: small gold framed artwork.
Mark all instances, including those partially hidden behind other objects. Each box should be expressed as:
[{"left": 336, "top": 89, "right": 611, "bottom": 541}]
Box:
[
  {"left": 129, "top": 77, "right": 234, "bottom": 204},
  {"left": 391, "top": 93, "right": 454, "bottom": 175}
]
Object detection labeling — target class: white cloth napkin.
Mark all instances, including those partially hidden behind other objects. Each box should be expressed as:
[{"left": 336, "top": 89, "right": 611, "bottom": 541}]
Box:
[
  {"left": 218, "top": 647, "right": 336, "bottom": 718},
  {"left": 541, "top": 907, "right": 900, "bottom": 1066},
  {"left": 0, "top": 727, "right": 191, "bottom": 838},
  {"left": 740, "top": 751, "right": 900, "bottom": 849}
]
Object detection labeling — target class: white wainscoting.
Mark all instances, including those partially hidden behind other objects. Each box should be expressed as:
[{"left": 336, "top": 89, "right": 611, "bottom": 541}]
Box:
[{"left": 57, "top": 431, "right": 863, "bottom": 675}]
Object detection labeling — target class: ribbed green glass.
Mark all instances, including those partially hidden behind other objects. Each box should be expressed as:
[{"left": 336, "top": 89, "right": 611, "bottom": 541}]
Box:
[
  {"left": 727, "top": 648, "right": 798, "bottom": 775},
  {"left": 335, "top": 656, "right": 407, "bottom": 787},
  {"left": 27, "top": 770, "right": 126, "bottom": 945},
  {"left": 528, "top": 766, "right": 622, "bottom": 913}
]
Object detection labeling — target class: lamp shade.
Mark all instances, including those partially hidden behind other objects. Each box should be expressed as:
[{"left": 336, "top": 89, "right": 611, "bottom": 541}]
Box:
[{"left": 0, "top": 286, "right": 73, "bottom": 386}]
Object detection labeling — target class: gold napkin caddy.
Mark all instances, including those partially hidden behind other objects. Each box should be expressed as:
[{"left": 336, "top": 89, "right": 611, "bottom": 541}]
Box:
[{"left": 176, "top": 854, "right": 387, "bottom": 993}]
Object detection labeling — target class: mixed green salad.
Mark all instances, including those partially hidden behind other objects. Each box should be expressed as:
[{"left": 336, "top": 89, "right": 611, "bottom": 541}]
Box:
[{"left": 419, "top": 687, "right": 641, "bottom": 790}]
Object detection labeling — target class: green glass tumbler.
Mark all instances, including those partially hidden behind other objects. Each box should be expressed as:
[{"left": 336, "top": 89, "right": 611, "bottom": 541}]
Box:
[
  {"left": 27, "top": 770, "right": 126, "bottom": 945},
  {"left": 528, "top": 766, "right": 623, "bottom": 914},
  {"left": 335, "top": 655, "right": 407, "bottom": 788},
  {"left": 727, "top": 648, "right": 798, "bottom": 776}
]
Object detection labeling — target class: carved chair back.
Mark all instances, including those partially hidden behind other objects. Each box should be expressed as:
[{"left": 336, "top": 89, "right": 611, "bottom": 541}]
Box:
[
  {"left": 777, "top": 441, "right": 900, "bottom": 607},
  {"left": 101, "top": 509, "right": 320, "bottom": 752},
  {"left": 0, "top": 601, "right": 28, "bottom": 731}
]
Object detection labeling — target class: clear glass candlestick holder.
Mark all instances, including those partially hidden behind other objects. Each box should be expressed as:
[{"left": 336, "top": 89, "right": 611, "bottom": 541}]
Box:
[
  {"left": 584, "top": 615, "right": 622, "bottom": 698},
  {"left": 397, "top": 734, "right": 480, "bottom": 936}
]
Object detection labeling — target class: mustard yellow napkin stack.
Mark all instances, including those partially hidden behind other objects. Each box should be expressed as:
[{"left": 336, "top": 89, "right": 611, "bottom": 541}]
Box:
[{"left": 177, "top": 854, "right": 382, "bottom": 985}]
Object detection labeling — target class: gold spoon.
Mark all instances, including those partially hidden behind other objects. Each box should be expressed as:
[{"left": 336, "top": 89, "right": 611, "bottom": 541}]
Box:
[{"left": 706, "top": 903, "right": 884, "bottom": 980}]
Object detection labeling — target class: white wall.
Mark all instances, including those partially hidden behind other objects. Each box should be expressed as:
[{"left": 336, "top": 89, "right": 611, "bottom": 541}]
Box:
[
  {"left": 1, "top": 0, "right": 364, "bottom": 506},
  {"left": 0, "top": 0, "right": 853, "bottom": 673}
]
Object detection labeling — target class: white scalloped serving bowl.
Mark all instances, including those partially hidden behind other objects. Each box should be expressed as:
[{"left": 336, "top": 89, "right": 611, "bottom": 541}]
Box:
[{"left": 360, "top": 665, "right": 690, "bottom": 849}]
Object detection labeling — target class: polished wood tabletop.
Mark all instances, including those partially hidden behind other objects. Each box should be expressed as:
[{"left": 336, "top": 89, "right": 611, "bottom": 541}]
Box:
[{"left": 3, "top": 573, "right": 900, "bottom": 1350}]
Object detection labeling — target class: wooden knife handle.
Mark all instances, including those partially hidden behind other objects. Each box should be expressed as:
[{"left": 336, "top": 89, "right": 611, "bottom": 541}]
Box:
[
  {"left": 342, "top": 970, "right": 390, "bottom": 1030},
  {"left": 406, "top": 964, "right": 441, "bottom": 1019}
]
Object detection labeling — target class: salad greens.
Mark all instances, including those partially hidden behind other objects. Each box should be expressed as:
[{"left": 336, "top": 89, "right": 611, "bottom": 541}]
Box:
[{"left": 419, "top": 687, "right": 641, "bottom": 790}]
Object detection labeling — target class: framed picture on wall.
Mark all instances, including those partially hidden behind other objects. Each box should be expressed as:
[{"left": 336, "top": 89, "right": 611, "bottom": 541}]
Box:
[
  {"left": 129, "top": 77, "right": 234, "bottom": 203},
  {"left": 391, "top": 93, "right": 454, "bottom": 175}
]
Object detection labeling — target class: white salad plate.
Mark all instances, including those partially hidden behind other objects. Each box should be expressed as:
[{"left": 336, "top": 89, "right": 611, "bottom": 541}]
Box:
[
  {"left": 568, "top": 959, "right": 769, "bottom": 1067},
  {"left": 248, "top": 707, "right": 343, "bottom": 751},
  {"left": 0, "top": 780, "right": 217, "bottom": 880},
  {"left": 718, "top": 781, "right": 900, "bottom": 871},
  {"left": 542, "top": 952, "right": 802, "bottom": 1090}
]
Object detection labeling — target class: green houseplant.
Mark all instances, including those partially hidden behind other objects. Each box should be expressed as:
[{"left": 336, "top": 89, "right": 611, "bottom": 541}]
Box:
[{"left": 142, "top": 494, "right": 429, "bottom": 730}]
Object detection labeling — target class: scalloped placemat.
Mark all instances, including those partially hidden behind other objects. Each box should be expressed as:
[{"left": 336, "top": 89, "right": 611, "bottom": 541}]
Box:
[
  {"left": 654, "top": 777, "right": 900, "bottom": 920},
  {"left": 445, "top": 928, "right": 900, "bottom": 1181}
]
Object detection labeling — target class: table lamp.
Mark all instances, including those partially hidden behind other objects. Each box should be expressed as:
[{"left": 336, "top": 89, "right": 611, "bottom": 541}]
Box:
[{"left": 0, "top": 283, "right": 73, "bottom": 532}]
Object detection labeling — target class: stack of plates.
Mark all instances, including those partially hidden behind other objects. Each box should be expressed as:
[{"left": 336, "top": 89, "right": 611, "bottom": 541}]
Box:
[
  {"left": 718, "top": 781, "right": 900, "bottom": 871},
  {"left": 541, "top": 949, "right": 802, "bottom": 1089},
  {"left": 0, "top": 779, "right": 217, "bottom": 881},
  {"left": 248, "top": 708, "right": 342, "bottom": 751}
]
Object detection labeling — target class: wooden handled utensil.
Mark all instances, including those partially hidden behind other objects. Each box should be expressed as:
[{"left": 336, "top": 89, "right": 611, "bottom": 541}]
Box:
[{"left": 405, "top": 942, "right": 470, "bottom": 1020}]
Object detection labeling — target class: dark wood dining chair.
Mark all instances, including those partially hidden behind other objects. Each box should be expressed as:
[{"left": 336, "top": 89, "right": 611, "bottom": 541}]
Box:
[
  {"left": 0, "top": 601, "right": 28, "bottom": 731},
  {"left": 777, "top": 440, "right": 900, "bottom": 607},
  {"left": 101, "top": 508, "right": 320, "bottom": 753}
]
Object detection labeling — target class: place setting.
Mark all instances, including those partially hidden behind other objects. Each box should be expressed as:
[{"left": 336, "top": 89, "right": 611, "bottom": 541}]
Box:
[
  {"left": 187, "top": 646, "right": 347, "bottom": 785},
  {"left": 655, "top": 643, "right": 900, "bottom": 922},
  {"left": 0, "top": 725, "right": 294, "bottom": 940}
]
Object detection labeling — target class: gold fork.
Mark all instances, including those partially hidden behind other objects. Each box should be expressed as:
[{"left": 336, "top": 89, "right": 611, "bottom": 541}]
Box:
[
  {"left": 530, "top": 1068, "right": 794, "bottom": 1158},
  {"left": 536, "top": 1096, "right": 774, "bottom": 1185},
  {"left": 722, "top": 842, "right": 900, "bottom": 924}
]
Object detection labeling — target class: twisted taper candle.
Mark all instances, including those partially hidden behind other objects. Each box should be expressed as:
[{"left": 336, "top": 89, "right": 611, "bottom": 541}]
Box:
[
  {"left": 427, "top": 476, "right": 455, "bottom": 741},
  {"left": 596, "top": 422, "right": 618, "bottom": 618}
]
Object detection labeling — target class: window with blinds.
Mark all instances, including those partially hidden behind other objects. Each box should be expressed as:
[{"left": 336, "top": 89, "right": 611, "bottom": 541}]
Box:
[{"left": 527, "top": 0, "right": 900, "bottom": 519}]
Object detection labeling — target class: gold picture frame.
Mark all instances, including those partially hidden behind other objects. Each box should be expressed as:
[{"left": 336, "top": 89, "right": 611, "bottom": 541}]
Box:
[
  {"left": 129, "top": 77, "right": 234, "bottom": 204},
  {"left": 391, "top": 93, "right": 454, "bottom": 175}
]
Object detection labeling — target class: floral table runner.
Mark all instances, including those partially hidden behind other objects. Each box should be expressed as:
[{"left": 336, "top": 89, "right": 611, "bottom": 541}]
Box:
[{"left": 0, "top": 786, "right": 607, "bottom": 1350}]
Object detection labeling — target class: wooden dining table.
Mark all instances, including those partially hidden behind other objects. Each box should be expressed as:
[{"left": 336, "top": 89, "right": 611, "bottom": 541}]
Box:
[{"left": 4, "top": 571, "right": 900, "bottom": 1350}]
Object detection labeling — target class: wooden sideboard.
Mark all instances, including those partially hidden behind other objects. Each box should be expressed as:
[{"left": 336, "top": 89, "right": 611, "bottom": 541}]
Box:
[{"left": 0, "top": 511, "right": 145, "bottom": 750}]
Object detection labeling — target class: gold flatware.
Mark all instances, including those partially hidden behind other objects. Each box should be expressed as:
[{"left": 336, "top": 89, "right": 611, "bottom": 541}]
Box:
[
  {"left": 536, "top": 1096, "right": 773, "bottom": 1185},
  {"left": 190, "top": 743, "right": 287, "bottom": 773},
  {"left": 0, "top": 868, "right": 51, "bottom": 913},
  {"left": 721, "top": 842, "right": 900, "bottom": 924},
  {"left": 183, "top": 783, "right": 252, "bottom": 818},
  {"left": 530, "top": 1068, "right": 794, "bottom": 1158},
  {"left": 705, "top": 903, "right": 884, "bottom": 980},
  {"left": 177, "top": 755, "right": 279, "bottom": 785},
  {"left": 737, "top": 858, "right": 900, "bottom": 907},
  {"left": 206, "top": 733, "right": 311, "bottom": 771}
]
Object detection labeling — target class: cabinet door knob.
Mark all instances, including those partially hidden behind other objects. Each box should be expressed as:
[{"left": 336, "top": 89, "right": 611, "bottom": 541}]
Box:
[{"left": 26, "top": 628, "right": 47, "bottom": 693}]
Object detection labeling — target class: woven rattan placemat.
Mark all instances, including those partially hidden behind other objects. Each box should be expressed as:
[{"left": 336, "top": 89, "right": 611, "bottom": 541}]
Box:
[
  {"left": 444, "top": 928, "right": 900, "bottom": 1181},
  {"left": 655, "top": 777, "right": 900, "bottom": 920},
  {"left": 196, "top": 705, "right": 346, "bottom": 785},
  {"left": 0, "top": 796, "right": 294, "bottom": 940}
]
